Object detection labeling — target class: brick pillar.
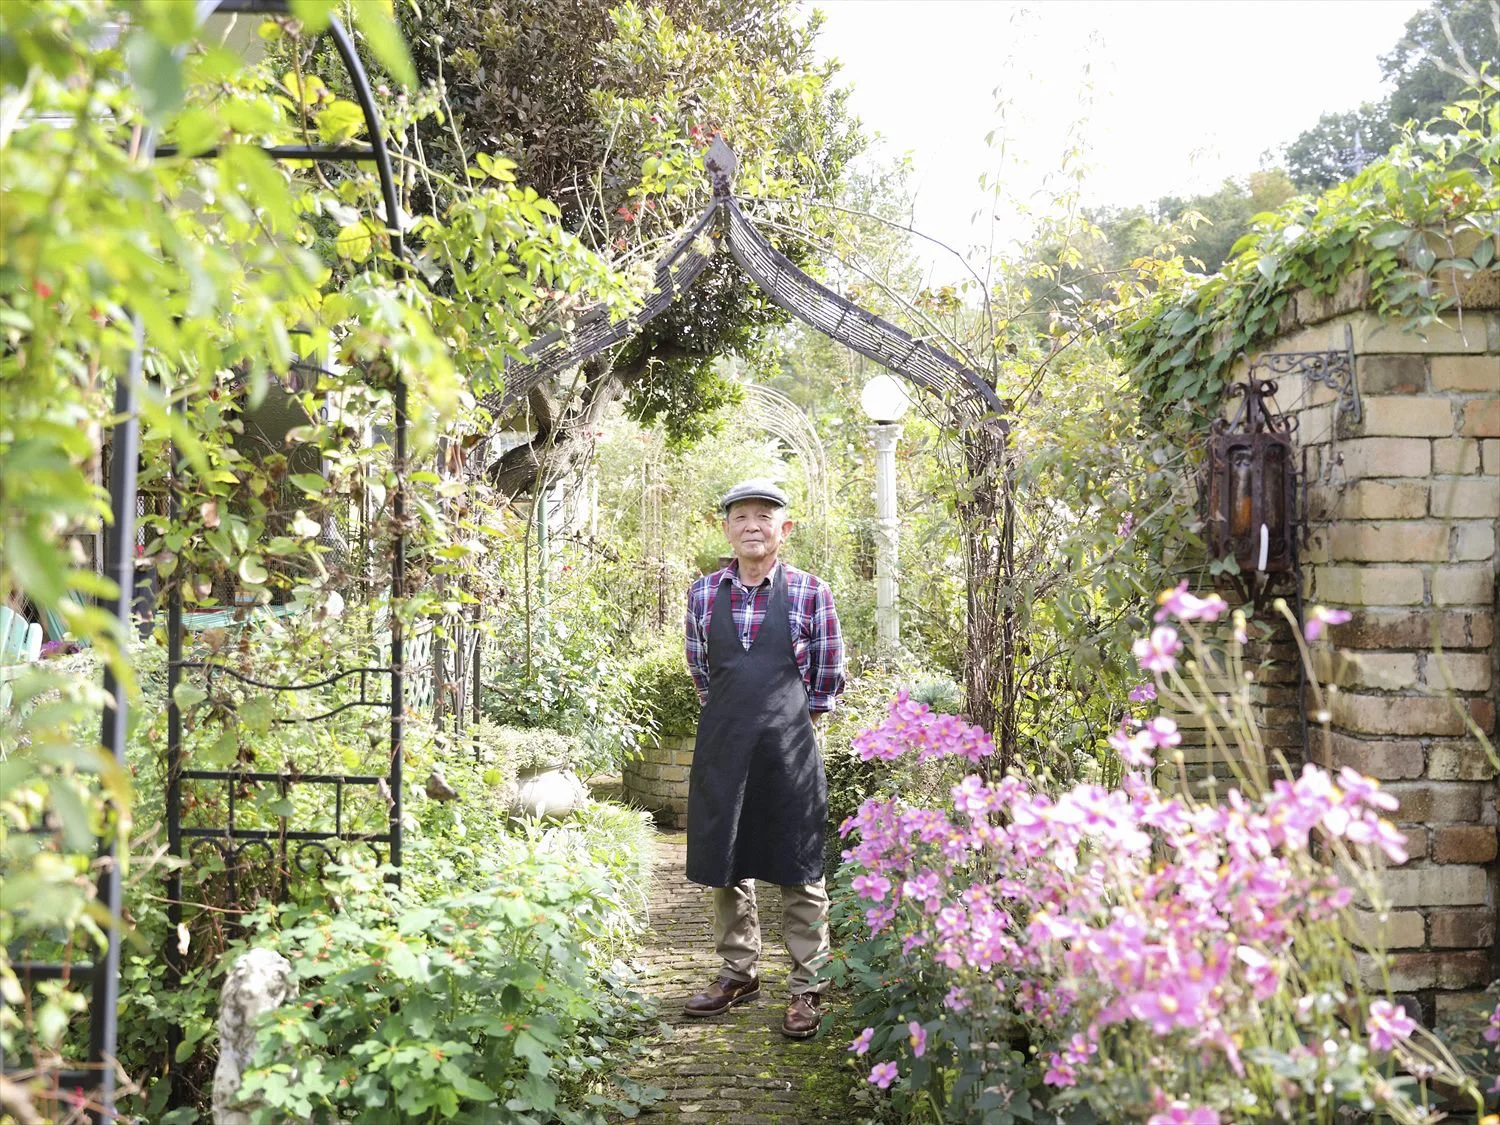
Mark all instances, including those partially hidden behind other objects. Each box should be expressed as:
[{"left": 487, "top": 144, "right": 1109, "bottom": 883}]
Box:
[{"left": 1284, "top": 312, "right": 1499, "bottom": 1020}]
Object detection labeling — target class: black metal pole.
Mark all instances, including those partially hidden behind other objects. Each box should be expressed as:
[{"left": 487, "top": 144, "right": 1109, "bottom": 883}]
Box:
[
  {"left": 164, "top": 404, "right": 184, "bottom": 1083},
  {"left": 323, "top": 12, "right": 407, "bottom": 876},
  {"left": 88, "top": 315, "right": 143, "bottom": 1118}
]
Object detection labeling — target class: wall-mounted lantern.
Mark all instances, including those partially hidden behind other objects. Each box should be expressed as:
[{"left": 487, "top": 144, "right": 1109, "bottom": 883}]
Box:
[{"left": 1206, "top": 378, "right": 1297, "bottom": 578}]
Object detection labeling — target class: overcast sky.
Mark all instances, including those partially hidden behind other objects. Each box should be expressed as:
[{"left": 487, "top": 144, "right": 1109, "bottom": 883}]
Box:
[{"left": 809, "top": 0, "right": 1425, "bottom": 283}]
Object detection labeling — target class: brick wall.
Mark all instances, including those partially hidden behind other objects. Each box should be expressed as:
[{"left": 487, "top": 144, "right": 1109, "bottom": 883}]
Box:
[
  {"left": 622, "top": 734, "right": 695, "bottom": 828},
  {"left": 1242, "top": 291, "right": 1498, "bottom": 1021}
]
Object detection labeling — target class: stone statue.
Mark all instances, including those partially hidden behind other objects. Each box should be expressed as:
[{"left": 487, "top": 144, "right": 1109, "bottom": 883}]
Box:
[{"left": 212, "top": 948, "right": 297, "bottom": 1125}]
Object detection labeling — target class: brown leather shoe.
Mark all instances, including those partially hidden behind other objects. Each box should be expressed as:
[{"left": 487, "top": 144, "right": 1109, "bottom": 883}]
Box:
[
  {"left": 682, "top": 975, "right": 761, "bottom": 1017},
  {"left": 781, "top": 991, "right": 822, "bottom": 1039}
]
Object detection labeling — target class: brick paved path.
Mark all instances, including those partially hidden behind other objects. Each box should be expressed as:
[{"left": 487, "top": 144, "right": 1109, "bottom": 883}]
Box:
[{"left": 618, "top": 832, "right": 860, "bottom": 1124}]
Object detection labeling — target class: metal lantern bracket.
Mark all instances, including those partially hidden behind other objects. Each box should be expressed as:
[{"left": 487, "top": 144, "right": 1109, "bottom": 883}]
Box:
[{"left": 1247, "top": 323, "right": 1359, "bottom": 424}]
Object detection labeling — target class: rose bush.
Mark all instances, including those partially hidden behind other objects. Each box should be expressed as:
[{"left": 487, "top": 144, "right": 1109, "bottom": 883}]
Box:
[{"left": 831, "top": 591, "right": 1488, "bottom": 1123}]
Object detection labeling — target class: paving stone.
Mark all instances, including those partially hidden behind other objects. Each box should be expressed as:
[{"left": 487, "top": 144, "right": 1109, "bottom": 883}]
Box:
[{"left": 609, "top": 838, "right": 862, "bottom": 1123}]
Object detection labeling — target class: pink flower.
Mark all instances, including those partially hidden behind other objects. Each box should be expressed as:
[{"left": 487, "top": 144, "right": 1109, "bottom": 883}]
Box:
[
  {"left": 1483, "top": 1002, "right": 1500, "bottom": 1044},
  {"left": 1143, "top": 716, "right": 1181, "bottom": 750},
  {"left": 852, "top": 873, "right": 892, "bottom": 902},
  {"left": 1304, "top": 605, "right": 1352, "bottom": 642},
  {"left": 1147, "top": 1105, "right": 1220, "bottom": 1125},
  {"left": 1155, "top": 581, "right": 1229, "bottom": 623},
  {"left": 849, "top": 1027, "right": 874, "bottom": 1056},
  {"left": 1109, "top": 724, "right": 1156, "bottom": 769},
  {"left": 907, "top": 1020, "right": 927, "bottom": 1057},
  {"left": 1128, "top": 682, "right": 1157, "bottom": 703},
  {"left": 1366, "top": 999, "right": 1417, "bottom": 1052},
  {"left": 1043, "top": 1055, "right": 1077, "bottom": 1087},
  {"left": 1133, "top": 626, "right": 1183, "bottom": 674},
  {"left": 1235, "top": 945, "right": 1280, "bottom": 1001},
  {"left": 868, "top": 1061, "right": 899, "bottom": 1089}
]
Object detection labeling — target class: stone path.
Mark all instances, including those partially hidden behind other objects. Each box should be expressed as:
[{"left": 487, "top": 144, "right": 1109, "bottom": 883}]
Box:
[{"left": 617, "top": 832, "right": 861, "bottom": 1124}]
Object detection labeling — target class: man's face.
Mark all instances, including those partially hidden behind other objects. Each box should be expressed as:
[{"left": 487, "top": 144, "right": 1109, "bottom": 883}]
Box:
[{"left": 723, "top": 500, "right": 792, "bottom": 564}]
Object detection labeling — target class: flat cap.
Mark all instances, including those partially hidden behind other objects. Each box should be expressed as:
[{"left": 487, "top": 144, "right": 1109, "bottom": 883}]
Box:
[{"left": 719, "top": 478, "right": 789, "bottom": 513}]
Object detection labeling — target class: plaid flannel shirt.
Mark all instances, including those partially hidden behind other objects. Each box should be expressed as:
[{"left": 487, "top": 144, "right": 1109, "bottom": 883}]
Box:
[{"left": 685, "top": 560, "right": 846, "bottom": 713}]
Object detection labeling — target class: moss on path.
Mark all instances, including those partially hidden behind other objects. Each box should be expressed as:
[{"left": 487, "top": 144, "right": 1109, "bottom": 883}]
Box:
[{"left": 615, "top": 835, "right": 866, "bottom": 1124}]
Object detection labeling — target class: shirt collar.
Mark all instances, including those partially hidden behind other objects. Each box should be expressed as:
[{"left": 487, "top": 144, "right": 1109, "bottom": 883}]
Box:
[{"left": 721, "top": 558, "right": 781, "bottom": 591}]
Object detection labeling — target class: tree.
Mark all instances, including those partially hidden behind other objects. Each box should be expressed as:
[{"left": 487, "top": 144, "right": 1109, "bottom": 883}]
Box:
[
  {"left": 395, "top": 0, "right": 863, "bottom": 493},
  {"left": 1382, "top": 0, "right": 1499, "bottom": 124},
  {"left": 1284, "top": 0, "right": 1498, "bottom": 189},
  {"left": 1283, "top": 105, "right": 1401, "bottom": 193}
]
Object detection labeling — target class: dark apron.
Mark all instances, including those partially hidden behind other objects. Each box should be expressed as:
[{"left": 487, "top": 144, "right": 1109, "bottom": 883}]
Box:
[{"left": 686, "top": 566, "right": 826, "bottom": 887}]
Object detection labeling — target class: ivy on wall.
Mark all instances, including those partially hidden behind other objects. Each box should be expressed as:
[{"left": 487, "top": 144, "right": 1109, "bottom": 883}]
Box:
[{"left": 1114, "top": 88, "right": 1500, "bottom": 415}]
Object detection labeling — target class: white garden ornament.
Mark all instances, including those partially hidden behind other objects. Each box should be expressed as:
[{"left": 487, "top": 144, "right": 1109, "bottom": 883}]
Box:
[{"left": 212, "top": 948, "right": 297, "bottom": 1125}]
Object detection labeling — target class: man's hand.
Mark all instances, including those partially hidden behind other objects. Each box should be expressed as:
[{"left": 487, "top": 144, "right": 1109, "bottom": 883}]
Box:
[{"left": 809, "top": 710, "right": 826, "bottom": 726}]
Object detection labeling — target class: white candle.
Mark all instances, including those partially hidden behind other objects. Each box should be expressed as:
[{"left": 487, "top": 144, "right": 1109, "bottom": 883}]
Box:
[{"left": 1258, "top": 524, "right": 1269, "bottom": 572}]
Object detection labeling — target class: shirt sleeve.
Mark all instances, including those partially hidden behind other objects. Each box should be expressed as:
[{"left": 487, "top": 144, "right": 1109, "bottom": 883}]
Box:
[
  {"left": 685, "top": 581, "right": 710, "bottom": 705},
  {"left": 805, "top": 580, "right": 846, "bottom": 713}
]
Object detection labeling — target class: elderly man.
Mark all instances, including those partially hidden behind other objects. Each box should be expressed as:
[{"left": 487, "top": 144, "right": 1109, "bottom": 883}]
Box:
[{"left": 682, "top": 479, "right": 846, "bottom": 1039}]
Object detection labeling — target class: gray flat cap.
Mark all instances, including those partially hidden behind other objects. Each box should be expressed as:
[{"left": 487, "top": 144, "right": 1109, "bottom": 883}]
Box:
[{"left": 720, "top": 478, "right": 789, "bottom": 513}]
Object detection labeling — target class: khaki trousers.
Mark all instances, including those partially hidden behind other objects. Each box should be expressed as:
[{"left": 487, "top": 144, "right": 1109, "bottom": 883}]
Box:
[{"left": 713, "top": 878, "right": 830, "bottom": 996}]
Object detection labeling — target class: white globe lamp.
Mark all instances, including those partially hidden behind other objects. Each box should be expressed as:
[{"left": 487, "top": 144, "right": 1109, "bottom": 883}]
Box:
[{"left": 860, "top": 373, "right": 911, "bottom": 424}]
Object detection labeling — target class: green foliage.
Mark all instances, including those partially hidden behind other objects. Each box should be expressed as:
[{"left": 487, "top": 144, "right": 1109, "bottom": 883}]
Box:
[
  {"left": 59, "top": 622, "right": 662, "bottom": 1121},
  {"left": 479, "top": 723, "right": 581, "bottom": 775},
  {"left": 481, "top": 555, "right": 649, "bottom": 775},
  {"left": 237, "top": 850, "right": 661, "bottom": 1124},
  {"left": 625, "top": 643, "right": 701, "bottom": 739},
  {"left": 1117, "top": 89, "right": 1500, "bottom": 416},
  {"left": 392, "top": 0, "right": 863, "bottom": 456}
]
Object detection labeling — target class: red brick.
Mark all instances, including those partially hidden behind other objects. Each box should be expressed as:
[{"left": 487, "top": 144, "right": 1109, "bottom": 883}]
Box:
[
  {"left": 1331, "top": 693, "right": 1469, "bottom": 738},
  {"left": 1429, "top": 909, "right": 1497, "bottom": 949},
  {"left": 1328, "top": 733, "right": 1424, "bottom": 779},
  {"left": 1431, "top": 825, "right": 1497, "bottom": 864},
  {"left": 1460, "top": 398, "right": 1500, "bottom": 437},
  {"left": 1339, "top": 610, "right": 1493, "bottom": 651},
  {"left": 1360, "top": 355, "right": 1427, "bottom": 394},
  {"left": 1383, "top": 782, "right": 1483, "bottom": 822}
]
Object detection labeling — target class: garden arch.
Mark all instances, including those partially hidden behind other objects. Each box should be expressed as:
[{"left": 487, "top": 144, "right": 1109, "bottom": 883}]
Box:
[
  {"left": 477, "top": 137, "right": 1009, "bottom": 433},
  {"left": 474, "top": 137, "right": 1016, "bottom": 750}
]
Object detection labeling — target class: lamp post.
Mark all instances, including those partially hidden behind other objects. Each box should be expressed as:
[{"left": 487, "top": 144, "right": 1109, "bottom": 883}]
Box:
[{"left": 860, "top": 374, "right": 910, "bottom": 650}]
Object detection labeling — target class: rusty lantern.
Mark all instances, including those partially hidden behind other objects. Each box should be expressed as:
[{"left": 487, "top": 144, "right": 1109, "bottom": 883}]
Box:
[{"left": 1206, "top": 378, "right": 1297, "bottom": 575}]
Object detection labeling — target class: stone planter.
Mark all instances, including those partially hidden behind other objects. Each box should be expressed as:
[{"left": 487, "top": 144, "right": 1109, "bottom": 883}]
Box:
[
  {"left": 622, "top": 731, "right": 695, "bottom": 828},
  {"left": 508, "top": 765, "right": 588, "bottom": 820}
]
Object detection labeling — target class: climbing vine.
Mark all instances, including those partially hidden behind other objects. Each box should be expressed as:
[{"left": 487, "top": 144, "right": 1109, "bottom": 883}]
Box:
[{"left": 1115, "top": 87, "right": 1500, "bottom": 415}]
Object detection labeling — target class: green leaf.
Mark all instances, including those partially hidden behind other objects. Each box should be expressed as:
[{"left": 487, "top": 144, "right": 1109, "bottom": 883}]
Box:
[
  {"left": 289, "top": 473, "right": 327, "bottom": 494},
  {"left": 1370, "top": 225, "right": 1412, "bottom": 249},
  {"left": 7, "top": 523, "right": 67, "bottom": 605},
  {"left": 49, "top": 777, "right": 96, "bottom": 853},
  {"left": 238, "top": 556, "right": 269, "bottom": 585},
  {"left": 1473, "top": 239, "right": 1495, "bottom": 268},
  {"left": 316, "top": 100, "right": 366, "bottom": 143},
  {"left": 287, "top": 0, "right": 339, "bottom": 32},
  {"left": 334, "top": 221, "right": 373, "bottom": 262},
  {"left": 172, "top": 683, "right": 208, "bottom": 711},
  {"left": 124, "top": 30, "right": 184, "bottom": 127},
  {"left": 354, "top": 2, "right": 417, "bottom": 89}
]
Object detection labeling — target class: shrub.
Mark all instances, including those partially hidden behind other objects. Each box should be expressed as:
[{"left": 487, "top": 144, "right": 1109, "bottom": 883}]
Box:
[
  {"left": 831, "top": 594, "right": 1489, "bottom": 1123},
  {"left": 625, "top": 644, "right": 701, "bottom": 740},
  {"left": 238, "top": 851, "right": 662, "bottom": 1123}
]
